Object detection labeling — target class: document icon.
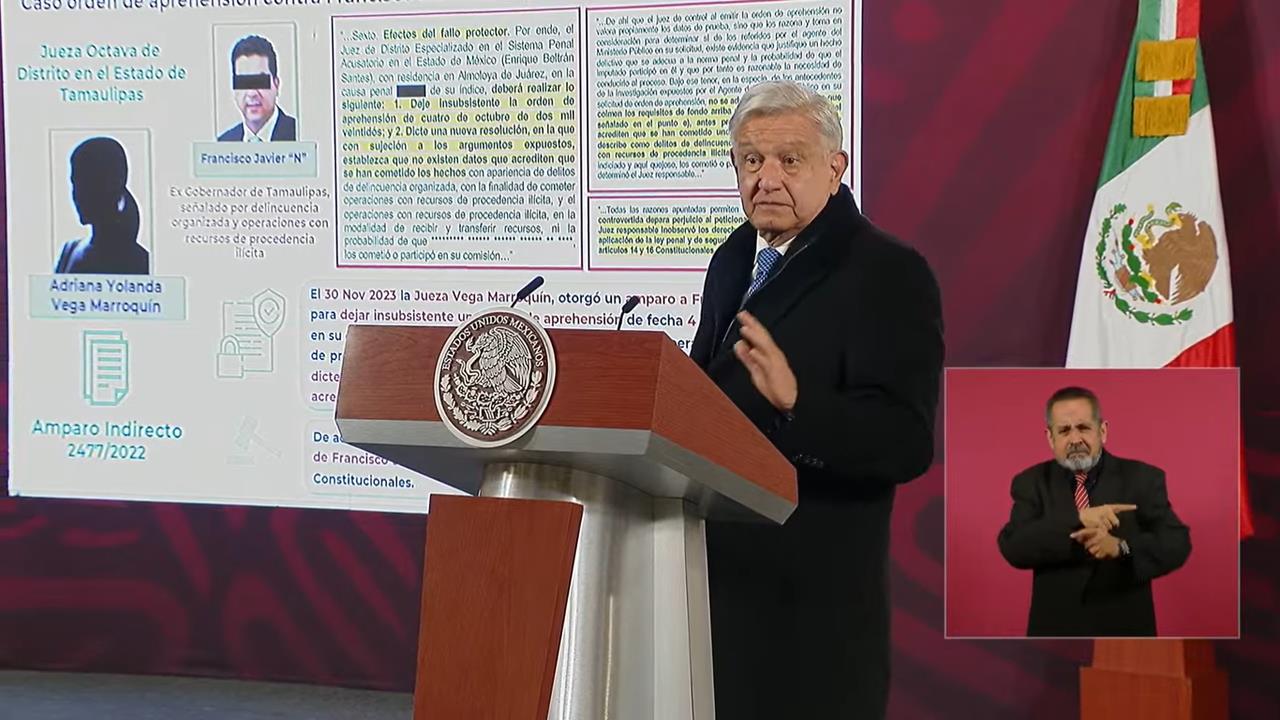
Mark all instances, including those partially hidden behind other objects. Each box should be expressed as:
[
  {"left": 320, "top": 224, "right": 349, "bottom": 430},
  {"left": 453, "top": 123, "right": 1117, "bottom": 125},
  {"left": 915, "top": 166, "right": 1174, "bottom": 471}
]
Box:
[
  {"left": 217, "top": 288, "right": 286, "bottom": 379},
  {"left": 82, "top": 330, "right": 130, "bottom": 406}
]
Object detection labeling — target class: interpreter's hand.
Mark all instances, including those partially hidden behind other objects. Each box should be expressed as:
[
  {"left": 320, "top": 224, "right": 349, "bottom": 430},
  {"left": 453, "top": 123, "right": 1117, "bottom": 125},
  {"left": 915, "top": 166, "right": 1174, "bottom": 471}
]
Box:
[
  {"left": 733, "top": 311, "right": 797, "bottom": 412},
  {"left": 1069, "top": 527, "right": 1123, "bottom": 560},
  {"left": 1078, "top": 504, "right": 1138, "bottom": 531}
]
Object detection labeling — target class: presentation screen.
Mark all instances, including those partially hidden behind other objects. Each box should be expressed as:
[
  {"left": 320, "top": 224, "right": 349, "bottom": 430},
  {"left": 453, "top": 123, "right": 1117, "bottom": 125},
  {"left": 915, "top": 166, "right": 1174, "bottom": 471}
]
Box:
[{"left": 4, "top": 0, "right": 859, "bottom": 512}]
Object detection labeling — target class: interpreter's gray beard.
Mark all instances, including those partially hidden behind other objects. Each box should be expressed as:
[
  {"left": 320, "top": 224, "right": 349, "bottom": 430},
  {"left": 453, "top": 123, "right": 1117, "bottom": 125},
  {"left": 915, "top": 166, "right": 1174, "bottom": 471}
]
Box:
[{"left": 1057, "top": 452, "right": 1099, "bottom": 473}]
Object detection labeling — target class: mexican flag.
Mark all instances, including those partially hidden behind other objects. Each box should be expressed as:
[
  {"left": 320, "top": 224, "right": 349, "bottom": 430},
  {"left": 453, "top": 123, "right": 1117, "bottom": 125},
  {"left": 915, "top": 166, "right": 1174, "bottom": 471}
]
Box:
[{"left": 1066, "top": 0, "right": 1253, "bottom": 537}]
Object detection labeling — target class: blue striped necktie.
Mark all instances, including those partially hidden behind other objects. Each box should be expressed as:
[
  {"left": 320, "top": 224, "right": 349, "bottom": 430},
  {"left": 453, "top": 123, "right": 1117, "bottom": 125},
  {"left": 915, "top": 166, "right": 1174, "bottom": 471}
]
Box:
[{"left": 746, "top": 246, "right": 782, "bottom": 299}]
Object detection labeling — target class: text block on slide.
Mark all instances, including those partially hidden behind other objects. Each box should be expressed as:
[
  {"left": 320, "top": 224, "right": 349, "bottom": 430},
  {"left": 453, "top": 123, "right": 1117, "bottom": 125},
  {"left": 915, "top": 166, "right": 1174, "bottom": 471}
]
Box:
[{"left": 2, "top": 0, "right": 860, "bottom": 513}]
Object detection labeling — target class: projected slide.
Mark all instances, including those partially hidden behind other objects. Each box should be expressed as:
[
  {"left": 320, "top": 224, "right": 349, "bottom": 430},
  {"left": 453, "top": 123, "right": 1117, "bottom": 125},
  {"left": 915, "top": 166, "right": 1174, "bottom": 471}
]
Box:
[{"left": 3, "top": 0, "right": 859, "bottom": 512}]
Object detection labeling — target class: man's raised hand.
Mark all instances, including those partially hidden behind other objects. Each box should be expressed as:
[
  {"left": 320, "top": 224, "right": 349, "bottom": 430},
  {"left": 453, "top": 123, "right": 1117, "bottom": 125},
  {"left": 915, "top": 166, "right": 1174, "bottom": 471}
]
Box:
[
  {"left": 1078, "top": 504, "right": 1137, "bottom": 531},
  {"left": 1069, "top": 526, "right": 1123, "bottom": 560}
]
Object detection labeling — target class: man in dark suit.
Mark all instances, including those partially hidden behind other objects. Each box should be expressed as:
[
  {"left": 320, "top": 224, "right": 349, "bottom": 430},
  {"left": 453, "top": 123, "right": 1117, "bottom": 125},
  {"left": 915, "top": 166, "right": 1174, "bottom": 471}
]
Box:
[
  {"left": 218, "top": 35, "right": 297, "bottom": 142},
  {"left": 997, "top": 386, "right": 1191, "bottom": 636},
  {"left": 690, "top": 81, "right": 943, "bottom": 719}
]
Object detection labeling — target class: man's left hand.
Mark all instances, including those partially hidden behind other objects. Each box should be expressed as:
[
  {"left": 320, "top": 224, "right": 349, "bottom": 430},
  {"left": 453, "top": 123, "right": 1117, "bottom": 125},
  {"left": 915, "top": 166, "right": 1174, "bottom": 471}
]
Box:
[
  {"left": 733, "top": 311, "right": 797, "bottom": 412},
  {"left": 1069, "top": 527, "right": 1122, "bottom": 560}
]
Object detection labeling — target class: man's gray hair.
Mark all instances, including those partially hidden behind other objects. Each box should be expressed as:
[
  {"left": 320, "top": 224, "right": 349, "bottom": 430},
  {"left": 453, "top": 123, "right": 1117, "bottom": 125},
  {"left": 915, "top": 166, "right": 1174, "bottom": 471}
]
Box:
[{"left": 728, "top": 81, "right": 844, "bottom": 152}]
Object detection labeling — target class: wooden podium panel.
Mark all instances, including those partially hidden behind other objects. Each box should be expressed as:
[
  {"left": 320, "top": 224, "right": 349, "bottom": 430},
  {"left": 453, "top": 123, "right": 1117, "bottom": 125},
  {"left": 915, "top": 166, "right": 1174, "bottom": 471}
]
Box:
[
  {"left": 336, "top": 326, "right": 798, "bottom": 522},
  {"left": 414, "top": 496, "right": 583, "bottom": 720},
  {"left": 1080, "top": 639, "right": 1228, "bottom": 720},
  {"left": 338, "top": 324, "right": 800, "bottom": 717}
]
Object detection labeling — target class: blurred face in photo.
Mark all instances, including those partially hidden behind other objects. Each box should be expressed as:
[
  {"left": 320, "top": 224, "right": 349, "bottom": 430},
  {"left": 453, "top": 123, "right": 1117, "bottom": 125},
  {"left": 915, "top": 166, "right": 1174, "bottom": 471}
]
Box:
[
  {"left": 69, "top": 136, "right": 128, "bottom": 226},
  {"left": 233, "top": 53, "right": 279, "bottom": 133},
  {"left": 731, "top": 111, "right": 846, "bottom": 245},
  {"left": 1047, "top": 398, "right": 1108, "bottom": 472}
]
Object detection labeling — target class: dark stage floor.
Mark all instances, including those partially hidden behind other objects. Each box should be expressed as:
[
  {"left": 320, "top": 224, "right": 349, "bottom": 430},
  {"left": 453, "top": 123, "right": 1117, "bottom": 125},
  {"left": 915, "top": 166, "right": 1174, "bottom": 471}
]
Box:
[{"left": 0, "top": 670, "right": 413, "bottom": 719}]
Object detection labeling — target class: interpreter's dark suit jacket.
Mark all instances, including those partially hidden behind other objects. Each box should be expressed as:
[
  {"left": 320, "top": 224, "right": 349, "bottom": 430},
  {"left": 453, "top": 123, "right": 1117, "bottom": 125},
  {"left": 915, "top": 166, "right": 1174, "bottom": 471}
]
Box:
[
  {"left": 217, "top": 110, "right": 297, "bottom": 142},
  {"left": 690, "top": 184, "right": 943, "bottom": 719},
  {"left": 997, "top": 452, "right": 1191, "bottom": 636}
]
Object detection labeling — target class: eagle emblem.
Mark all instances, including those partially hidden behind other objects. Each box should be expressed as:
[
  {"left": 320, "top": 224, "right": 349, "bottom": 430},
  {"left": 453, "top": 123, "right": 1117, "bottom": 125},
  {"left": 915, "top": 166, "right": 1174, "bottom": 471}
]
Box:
[
  {"left": 434, "top": 308, "right": 556, "bottom": 447},
  {"left": 459, "top": 326, "right": 533, "bottom": 394},
  {"left": 1095, "top": 201, "right": 1219, "bottom": 326}
]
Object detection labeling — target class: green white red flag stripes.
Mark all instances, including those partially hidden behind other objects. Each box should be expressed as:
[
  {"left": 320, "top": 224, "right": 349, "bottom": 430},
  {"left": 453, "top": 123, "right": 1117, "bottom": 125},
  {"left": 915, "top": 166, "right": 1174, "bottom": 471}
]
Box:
[{"left": 1066, "top": 0, "right": 1253, "bottom": 536}]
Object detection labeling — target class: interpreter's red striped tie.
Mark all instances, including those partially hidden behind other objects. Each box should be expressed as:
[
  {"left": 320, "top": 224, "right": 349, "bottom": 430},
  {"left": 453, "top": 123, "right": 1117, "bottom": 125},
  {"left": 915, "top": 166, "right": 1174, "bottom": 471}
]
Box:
[{"left": 1074, "top": 472, "right": 1090, "bottom": 510}]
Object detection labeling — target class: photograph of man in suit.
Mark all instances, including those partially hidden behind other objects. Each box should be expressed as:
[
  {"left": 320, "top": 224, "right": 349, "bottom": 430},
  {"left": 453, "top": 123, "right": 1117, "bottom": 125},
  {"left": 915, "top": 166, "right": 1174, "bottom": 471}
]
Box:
[
  {"left": 997, "top": 386, "right": 1192, "bottom": 636},
  {"left": 690, "top": 81, "right": 943, "bottom": 719},
  {"left": 218, "top": 35, "right": 297, "bottom": 142}
]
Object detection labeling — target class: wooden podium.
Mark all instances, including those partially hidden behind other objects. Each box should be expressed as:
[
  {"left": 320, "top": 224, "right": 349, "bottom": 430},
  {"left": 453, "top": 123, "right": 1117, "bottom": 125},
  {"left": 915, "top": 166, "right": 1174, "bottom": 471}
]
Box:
[{"left": 335, "top": 325, "right": 798, "bottom": 720}]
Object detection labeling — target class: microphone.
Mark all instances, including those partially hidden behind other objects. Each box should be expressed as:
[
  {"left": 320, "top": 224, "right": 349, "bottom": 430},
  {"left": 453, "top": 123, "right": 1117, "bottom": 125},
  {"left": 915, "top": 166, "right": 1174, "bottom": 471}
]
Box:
[
  {"left": 511, "top": 276, "right": 544, "bottom": 307},
  {"left": 616, "top": 295, "right": 640, "bottom": 331}
]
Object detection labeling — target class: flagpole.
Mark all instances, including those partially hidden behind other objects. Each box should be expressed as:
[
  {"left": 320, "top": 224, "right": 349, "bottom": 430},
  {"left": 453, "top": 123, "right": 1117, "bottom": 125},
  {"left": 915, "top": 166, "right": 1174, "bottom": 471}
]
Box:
[{"left": 1073, "top": 2, "right": 1233, "bottom": 718}]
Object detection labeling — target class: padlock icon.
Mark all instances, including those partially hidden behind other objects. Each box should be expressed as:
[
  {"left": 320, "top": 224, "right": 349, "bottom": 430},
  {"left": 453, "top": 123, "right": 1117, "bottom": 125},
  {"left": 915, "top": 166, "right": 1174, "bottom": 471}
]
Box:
[{"left": 216, "top": 335, "right": 244, "bottom": 378}]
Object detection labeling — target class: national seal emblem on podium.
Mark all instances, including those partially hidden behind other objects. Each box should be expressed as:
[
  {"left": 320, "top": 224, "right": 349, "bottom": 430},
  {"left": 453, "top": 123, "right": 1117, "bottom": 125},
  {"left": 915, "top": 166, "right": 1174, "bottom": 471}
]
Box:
[{"left": 434, "top": 307, "right": 557, "bottom": 447}]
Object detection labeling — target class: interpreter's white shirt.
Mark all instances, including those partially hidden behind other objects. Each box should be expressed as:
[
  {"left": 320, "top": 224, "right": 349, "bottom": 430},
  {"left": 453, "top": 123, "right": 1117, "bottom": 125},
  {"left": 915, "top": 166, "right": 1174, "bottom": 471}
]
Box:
[{"left": 243, "top": 107, "right": 280, "bottom": 143}]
